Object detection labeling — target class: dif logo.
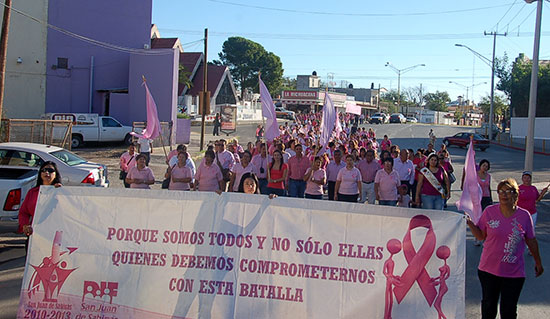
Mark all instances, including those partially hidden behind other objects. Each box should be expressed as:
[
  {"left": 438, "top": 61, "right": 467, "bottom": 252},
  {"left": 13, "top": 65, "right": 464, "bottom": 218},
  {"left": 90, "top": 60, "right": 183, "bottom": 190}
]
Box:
[{"left": 82, "top": 281, "right": 118, "bottom": 304}]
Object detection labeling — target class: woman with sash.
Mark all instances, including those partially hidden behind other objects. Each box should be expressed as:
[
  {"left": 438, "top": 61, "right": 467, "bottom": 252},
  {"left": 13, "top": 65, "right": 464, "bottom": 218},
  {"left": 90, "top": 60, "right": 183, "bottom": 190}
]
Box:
[{"left": 415, "top": 153, "right": 450, "bottom": 210}]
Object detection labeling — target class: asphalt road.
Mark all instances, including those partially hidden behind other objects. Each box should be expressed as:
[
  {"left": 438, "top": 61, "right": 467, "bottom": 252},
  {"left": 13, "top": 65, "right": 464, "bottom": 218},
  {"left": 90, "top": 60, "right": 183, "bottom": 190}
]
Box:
[{"left": 1, "top": 122, "right": 549, "bottom": 318}]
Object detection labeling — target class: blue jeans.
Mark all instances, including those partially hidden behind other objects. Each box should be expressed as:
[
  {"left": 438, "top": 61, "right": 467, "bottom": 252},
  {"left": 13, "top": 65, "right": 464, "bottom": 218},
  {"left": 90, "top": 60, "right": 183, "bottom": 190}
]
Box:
[
  {"left": 289, "top": 179, "right": 306, "bottom": 198},
  {"left": 379, "top": 200, "right": 397, "bottom": 206},
  {"left": 258, "top": 178, "right": 268, "bottom": 195},
  {"left": 305, "top": 193, "right": 323, "bottom": 200},
  {"left": 421, "top": 194, "right": 444, "bottom": 210}
]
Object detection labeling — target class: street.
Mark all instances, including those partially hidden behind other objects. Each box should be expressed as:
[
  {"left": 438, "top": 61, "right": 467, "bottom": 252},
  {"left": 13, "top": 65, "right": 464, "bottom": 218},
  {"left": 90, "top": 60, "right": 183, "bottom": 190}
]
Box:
[{"left": 1, "top": 123, "right": 549, "bottom": 318}]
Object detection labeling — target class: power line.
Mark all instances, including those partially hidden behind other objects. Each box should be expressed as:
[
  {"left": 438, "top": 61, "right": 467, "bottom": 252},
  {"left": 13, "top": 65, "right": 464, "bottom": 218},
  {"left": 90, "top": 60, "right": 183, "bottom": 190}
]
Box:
[
  {"left": 511, "top": 6, "right": 537, "bottom": 35},
  {"left": 160, "top": 28, "right": 550, "bottom": 41},
  {"left": 489, "top": 0, "right": 519, "bottom": 31},
  {"left": 206, "top": 0, "right": 517, "bottom": 17},
  {"left": 502, "top": 2, "right": 528, "bottom": 31}
]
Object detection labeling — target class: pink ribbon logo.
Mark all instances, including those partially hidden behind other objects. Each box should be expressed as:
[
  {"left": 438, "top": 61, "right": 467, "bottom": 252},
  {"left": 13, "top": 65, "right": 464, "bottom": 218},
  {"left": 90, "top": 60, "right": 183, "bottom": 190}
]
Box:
[
  {"left": 394, "top": 215, "right": 437, "bottom": 305},
  {"left": 383, "top": 215, "right": 451, "bottom": 319}
]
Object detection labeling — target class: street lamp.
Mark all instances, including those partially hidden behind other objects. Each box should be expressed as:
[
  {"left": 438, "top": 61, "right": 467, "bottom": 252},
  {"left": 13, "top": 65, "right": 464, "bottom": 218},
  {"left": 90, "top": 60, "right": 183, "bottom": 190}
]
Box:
[
  {"left": 449, "top": 81, "right": 487, "bottom": 104},
  {"left": 455, "top": 43, "right": 497, "bottom": 140},
  {"left": 385, "top": 62, "right": 425, "bottom": 116}
]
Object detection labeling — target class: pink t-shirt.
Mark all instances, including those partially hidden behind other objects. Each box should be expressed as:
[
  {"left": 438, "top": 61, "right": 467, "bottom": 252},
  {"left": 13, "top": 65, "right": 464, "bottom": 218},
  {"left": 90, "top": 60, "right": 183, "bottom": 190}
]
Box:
[
  {"left": 477, "top": 173, "right": 491, "bottom": 197},
  {"left": 477, "top": 205, "right": 535, "bottom": 277},
  {"left": 305, "top": 168, "right": 326, "bottom": 195},
  {"left": 337, "top": 167, "right": 361, "bottom": 195},
  {"left": 326, "top": 161, "right": 346, "bottom": 182},
  {"left": 127, "top": 166, "right": 155, "bottom": 189},
  {"left": 356, "top": 159, "right": 379, "bottom": 183},
  {"left": 517, "top": 184, "right": 540, "bottom": 215},
  {"left": 231, "top": 162, "right": 257, "bottom": 192},
  {"left": 169, "top": 165, "right": 193, "bottom": 191},
  {"left": 374, "top": 169, "right": 400, "bottom": 201},
  {"left": 195, "top": 162, "right": 223, "bottom": 192}
]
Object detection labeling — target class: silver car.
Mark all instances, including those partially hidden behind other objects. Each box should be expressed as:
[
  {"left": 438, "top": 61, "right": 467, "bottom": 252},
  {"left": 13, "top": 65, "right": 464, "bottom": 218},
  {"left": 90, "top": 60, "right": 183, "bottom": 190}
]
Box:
[{"left": 0, "top": 142, "right": 109, "bottom": 187}]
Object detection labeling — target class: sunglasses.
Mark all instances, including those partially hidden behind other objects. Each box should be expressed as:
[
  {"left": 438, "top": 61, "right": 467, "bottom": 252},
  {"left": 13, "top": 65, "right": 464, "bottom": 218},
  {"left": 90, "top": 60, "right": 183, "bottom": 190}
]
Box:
[{"left": 41, "top": 168, "right": 56, "bottom": 174}]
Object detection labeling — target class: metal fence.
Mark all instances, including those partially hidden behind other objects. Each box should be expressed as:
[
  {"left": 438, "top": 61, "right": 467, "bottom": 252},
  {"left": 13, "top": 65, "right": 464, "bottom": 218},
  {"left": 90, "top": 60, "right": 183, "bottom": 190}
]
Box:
[
  {"left": 131, "top": 121, "right": 174, "bottom": 148},
  {"left": 1, "top": 119, "right": 73, "bottom": 149}
]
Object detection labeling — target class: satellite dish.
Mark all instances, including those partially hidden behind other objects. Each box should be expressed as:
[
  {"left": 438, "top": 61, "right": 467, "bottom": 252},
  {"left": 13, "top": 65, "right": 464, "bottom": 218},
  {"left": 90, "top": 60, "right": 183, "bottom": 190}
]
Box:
[
  {"left": 312, "top": 71, "right": 317, "bottom": 76},
  {"left": 348, "top": 83, "right": 354, "bottom": 89}
]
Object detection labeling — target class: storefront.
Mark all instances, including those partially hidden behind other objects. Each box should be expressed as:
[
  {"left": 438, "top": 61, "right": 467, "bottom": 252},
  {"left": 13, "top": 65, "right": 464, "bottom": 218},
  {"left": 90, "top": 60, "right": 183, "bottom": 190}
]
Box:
[{"left": 280, "top": 90, "right": 347, "bottom": 113}]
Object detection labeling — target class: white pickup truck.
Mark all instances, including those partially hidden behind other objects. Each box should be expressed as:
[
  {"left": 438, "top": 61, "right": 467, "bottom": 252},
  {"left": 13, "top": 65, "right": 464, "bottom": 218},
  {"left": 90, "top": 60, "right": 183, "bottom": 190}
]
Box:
[{"left": 43, "top": 113, "right": 133, "bottom": 148}]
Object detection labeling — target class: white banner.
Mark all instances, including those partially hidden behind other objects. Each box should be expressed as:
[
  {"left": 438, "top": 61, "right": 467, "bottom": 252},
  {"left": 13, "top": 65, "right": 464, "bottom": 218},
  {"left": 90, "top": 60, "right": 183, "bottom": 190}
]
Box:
[
  {"left": 345, "top": 101, "right": 361, "bottom": 115},
  {"left": 18, "top": 187, "right": 465, "bottom": 319}
]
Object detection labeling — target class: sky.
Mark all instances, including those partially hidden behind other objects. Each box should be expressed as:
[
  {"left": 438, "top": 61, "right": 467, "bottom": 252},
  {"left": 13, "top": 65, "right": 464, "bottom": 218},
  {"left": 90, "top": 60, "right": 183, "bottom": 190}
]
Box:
[{"left": 152, "top": 0, "right": 550, "bottom": 104}]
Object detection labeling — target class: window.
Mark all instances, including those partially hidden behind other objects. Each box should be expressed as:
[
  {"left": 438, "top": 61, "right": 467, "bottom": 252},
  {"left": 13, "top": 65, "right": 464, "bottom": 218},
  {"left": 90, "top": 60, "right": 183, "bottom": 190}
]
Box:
[
  {"left": 0, "top": 149, "right": 44, "bottom": 167},
  {"left": 57, "top": 57, "right": 69, "bottom": 69},
  {"left": 102, "top": 117, "right": 122, "bottom": 128},
  {"left": 50, "top": 150, "right": 86, "bottom": 166}
]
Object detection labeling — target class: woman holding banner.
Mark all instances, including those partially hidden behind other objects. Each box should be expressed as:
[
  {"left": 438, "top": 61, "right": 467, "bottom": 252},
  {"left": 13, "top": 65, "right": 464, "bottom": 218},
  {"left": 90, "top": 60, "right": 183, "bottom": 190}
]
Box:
[
  {"left": 19, "top": 161, "right": 62, "bottom": 252},
  {"left": 267, "top": 150, "right": 288, "bottom": 197},
  {"left": 467, "top": 178, "right": 543, "bottom": 319},
  {"left": 304, "top": 157, "right": 326, "bottom": 200},
  {"left": 166, "top": 151, "right": 193, "bottom": 191},
  {"left": 334, "top": 154, "right": 362, "bottom": 202},
  {"left": 194, "top": 150, "right": 225, "bottom": 192},
  {"left": 415, "top": 153, "right": 450, "bottom": 210}
]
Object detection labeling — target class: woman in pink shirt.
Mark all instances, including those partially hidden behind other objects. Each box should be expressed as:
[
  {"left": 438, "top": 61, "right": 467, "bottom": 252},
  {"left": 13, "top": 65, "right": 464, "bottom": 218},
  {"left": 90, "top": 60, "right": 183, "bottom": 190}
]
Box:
[
  {"left": 194, "top": 150, "right": 224, "bottom": 192},
  {"left": 19, "top": 161, "right": 62, "bottom": 252},
  {"left": 229, "top": 151, "right": 257, "bottom": 192},
  {"left": 335, "top": 154, "right": 362, "bottom": 202},
  {"left": 477, "top": 159, "right": 493, "bottom": 210},
  {"left": 126, "top": 154, "right": 155, "bottom": 189},
  {"left": 166, "top": 151, "right": 193, "bottom": 191},
  {"left": 517, "top": 171, "right": 549, "bottom": 227},
  {"left": 467, "top": 178, "right": 543, "bottom": 319},
  {"left": 304, "top": 157, "right": 326, "bottom": 200},
  {"left": 374, "top": 157, "right": 400, "bottom": 206}
]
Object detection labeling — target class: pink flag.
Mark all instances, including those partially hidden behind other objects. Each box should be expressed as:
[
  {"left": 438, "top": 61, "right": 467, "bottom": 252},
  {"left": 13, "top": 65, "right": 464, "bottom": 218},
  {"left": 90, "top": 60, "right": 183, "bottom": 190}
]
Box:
[
  {"left": 131, "top": 80, "right": 161, "bottom": 140},
  {"left": 456, "top": 138, "right": 483, "bottom": 223},
  {"left": 259, "top": 77, "right": 280, "bottom": 141}
]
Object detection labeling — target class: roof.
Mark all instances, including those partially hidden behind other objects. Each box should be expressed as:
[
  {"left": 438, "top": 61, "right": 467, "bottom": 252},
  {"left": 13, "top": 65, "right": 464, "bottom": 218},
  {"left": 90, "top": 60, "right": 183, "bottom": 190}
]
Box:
[
  {"left": 187, "top": 64, "right": 228, "bottom": 97},
  {"left": 151, "top": 38, "right": 182, "bottom": 52},
  {"left": 0, "top": 142, "right": 63, "bottom": 153},
  {"left": 178, "top": 52, "right": 204, "bottom": 95}
]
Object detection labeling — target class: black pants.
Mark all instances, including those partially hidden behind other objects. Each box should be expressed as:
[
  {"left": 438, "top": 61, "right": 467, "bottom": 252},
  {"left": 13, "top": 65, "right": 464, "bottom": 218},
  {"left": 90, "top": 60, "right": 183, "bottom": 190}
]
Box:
[
  {"left": 337, "top": 193, "right": 358, "bottom": 203},
  {"left": 327, "top": 181, "right": 336, "bottom": 200},
  {"left": 213, "top": 125, "right": 220, "bottom": 136},
  {"left": 481, "top": 196, "right": 493, "bottom": 211},
  {"left": 478, "top": 270, "right": 525, "bottom": 319}
]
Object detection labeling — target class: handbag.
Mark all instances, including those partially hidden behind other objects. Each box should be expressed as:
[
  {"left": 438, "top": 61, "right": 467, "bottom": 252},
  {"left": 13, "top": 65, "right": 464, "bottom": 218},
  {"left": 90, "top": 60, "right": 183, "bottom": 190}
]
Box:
[
  {"left": 162, "top": 164, "right": 177, "bottom": 189},
  {"left": 119, "top": 155, "right": 135, "bottom": 180},
  {"left": 448, "top": 172, "right": 456, "bottom": 184}
]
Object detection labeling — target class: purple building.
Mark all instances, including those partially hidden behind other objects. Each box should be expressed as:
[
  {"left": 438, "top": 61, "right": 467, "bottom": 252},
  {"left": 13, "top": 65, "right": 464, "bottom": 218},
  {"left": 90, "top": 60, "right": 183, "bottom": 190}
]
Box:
[{"left": 45, "top": 0, "right": 179, "bottom": 129}]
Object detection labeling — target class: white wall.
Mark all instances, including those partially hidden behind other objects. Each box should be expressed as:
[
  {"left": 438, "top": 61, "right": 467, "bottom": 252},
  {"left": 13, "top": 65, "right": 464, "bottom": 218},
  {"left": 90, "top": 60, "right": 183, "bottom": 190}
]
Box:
[
  {"left": 1, "top": 0, "right": 48, "bottom": 119},
  {"left": 511, "top": 117, "right": 550, "bottom": 139}
]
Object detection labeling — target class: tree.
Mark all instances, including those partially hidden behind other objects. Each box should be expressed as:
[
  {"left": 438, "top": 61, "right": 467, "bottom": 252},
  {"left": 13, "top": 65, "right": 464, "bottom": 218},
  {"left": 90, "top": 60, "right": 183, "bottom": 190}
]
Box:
[
  {"left": 215, "top": 37, "right": 284, "bottom": 96},
  {"left": 478, "top": 94, "right": 509, "bottom": 121},
  {"left": 280, "top": 77, "right": 297, "bottom": 91},
  {"left": 423, "top": 91, "right": 450, "bottom": 111},
  {"left": 178, "top": 65, "right": 193, "bottom": 89},
  {"left": 381, "top": 90, "right": 407, "bottom": 104},
  {"left": 495, "top": 53, "right": 550, "bottom": 117}
]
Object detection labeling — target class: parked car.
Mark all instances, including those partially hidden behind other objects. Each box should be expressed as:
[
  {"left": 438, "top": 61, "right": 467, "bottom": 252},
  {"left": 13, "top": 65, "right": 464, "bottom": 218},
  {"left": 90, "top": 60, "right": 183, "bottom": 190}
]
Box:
[
  {"left": 474, "top": 123, "right": 500, "bottom": 140},
  {"left": 406, "top": 117, "right": 418, "bottom": 123},
  {"left": 0, "top": 142, "right": 109, "bottom": 231},
  {"left": 275, "top": 107, "right": 295, "bottom": 120},
  {"left": 43, "top": 113, "right": 133, "bottom": 148},
  {"left": 389, "top": 113, "right": 406, "bottom": 124},
  {"left": 369, "top": 113, "right": 388, "bottom": 124},
  {"left": 442, "top": 133, "right": 490, "bottom": 151}
]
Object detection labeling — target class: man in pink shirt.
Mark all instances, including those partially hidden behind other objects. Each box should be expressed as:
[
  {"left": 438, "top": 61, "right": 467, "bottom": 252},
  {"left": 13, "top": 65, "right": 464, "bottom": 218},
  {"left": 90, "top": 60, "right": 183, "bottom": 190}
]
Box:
[
  {"left": 119, "top": 143, "right": 138, "bottom": 188},
  {"left": 287, "top": 144, "right": 310, "bottom": 198},
  {"left": 326, "top": 150, "right": 346, "bottom": 200},
  {"left": 356, "top": 149, "right": 379, "bottom": 204},
  {"left": 215, "top": 139, "right": 236, "bottom": 191},
  {"left": 251, "top": 143, "right": 271, "bottom": 194}
]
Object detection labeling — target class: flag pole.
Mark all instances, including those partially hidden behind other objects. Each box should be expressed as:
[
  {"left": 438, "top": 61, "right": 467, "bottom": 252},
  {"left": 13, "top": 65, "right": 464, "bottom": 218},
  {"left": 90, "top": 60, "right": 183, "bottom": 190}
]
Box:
[{"left": 142, "top": 75, "right": 169, "bottom": 165}]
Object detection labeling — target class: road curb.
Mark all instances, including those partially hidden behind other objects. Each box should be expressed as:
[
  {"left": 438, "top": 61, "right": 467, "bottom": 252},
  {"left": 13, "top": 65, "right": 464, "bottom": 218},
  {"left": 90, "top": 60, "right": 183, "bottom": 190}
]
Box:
[{"left": 490, "top": 140, "right": 550, "bottom": 156}]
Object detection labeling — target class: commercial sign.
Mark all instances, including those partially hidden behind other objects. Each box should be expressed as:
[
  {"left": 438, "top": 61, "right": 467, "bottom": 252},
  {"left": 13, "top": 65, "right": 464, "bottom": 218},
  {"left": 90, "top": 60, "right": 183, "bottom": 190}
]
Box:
[
  {"left": 18, "top": 187, "right": 465, "bottom": 319},
  {"left": 282, "top": 91, "right": 318, "bottom": 99},
  {"left": 220, "top": 104, "right": 237, "bottom": 131}
]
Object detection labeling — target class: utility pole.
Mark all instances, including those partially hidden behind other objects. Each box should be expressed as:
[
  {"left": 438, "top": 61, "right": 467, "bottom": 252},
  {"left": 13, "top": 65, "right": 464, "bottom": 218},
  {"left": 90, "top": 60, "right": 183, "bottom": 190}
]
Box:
[
  {"left": 524, "top": 0, "right": 543, "bottom": 171},
  {"left": 0, "top": 0, "right": 12, "bottom": 128},
  {"left": 199, "top": 28, "right": 208, "bottom": 151},
  {"left": 484, "top": 31, "right": 507, "bottom": 140}
]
